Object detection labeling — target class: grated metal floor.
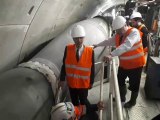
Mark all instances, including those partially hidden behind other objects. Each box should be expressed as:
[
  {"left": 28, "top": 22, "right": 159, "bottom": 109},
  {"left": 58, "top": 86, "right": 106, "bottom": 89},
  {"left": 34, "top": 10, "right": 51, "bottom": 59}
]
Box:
[
  {"left": 88, "top": 80, "right": 109, "bottom": 120},
  {"left": 88, "top": 72, "right": 160, "bottom": 120},
  {"left": 124, "top": 72, "right": 160, "bottom": 120}
]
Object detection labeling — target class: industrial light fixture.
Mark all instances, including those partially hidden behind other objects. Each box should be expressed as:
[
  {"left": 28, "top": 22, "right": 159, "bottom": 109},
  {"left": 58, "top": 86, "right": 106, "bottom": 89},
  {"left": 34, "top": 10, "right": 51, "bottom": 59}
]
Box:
[{"left": 148, "top": 0, "right": 155, "bottom": 3}]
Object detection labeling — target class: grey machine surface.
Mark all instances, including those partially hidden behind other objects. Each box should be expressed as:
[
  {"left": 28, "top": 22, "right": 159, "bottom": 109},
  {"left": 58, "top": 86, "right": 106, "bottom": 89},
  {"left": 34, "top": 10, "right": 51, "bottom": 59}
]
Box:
[
  {"left": 1, "top": 0, "right": 158, "bottom": 120},
  {"left": 0, "top": 67, "right": 53, "bottom": 120},
  {"left": 145, "top": 57, "right": 160, "bottom": 99},
  {"left": 0, "top": 18, "right": 111, "bottom": 120},
  {"left": 0, "top": 0, "right": 125, "bottom": 73}
]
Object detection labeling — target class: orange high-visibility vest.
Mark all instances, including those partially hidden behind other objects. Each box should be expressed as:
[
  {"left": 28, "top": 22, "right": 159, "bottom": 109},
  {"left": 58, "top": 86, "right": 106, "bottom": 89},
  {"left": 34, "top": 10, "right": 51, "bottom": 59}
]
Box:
[
  {"left": 138, "top": 24, "right": 145, "bottom": 31},
  {"left": 138, "top": 24, "right": 148, "bottom": 53},
  {"left": 74, "top": 105, "right": 86, "bottom": 119},
  {"left": 115, "top": 27, "right": 145, "bottom": 69},
  {"left": 65, "top": 44, "right": 93, "bottom": 88},
  {"left": 143, "top": 47, "right": 148, "bottom": 54}
]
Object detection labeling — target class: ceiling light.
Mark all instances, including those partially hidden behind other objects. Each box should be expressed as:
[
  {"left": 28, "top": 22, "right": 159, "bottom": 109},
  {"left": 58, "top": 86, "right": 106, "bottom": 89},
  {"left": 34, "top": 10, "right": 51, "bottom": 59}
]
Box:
[{"left": 148, "top": 0, "right": 155, "bottom": 3}]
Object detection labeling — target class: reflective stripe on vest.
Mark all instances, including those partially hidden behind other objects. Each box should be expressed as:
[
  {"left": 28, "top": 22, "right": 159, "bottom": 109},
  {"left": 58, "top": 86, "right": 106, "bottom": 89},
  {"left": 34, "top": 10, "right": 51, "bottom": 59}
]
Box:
[
  {"left": 138, "top": 24, "right": 145, "bottom": 31},
  {"left": 65, "top": 44, "right": 93, "bottom": 88},
  {"left": 115, "top": 27, "right": 145, "bottom": 69},
  {"left": 66, "top": 73, "right": 90, "bottom": 80},
  {"left": 127, "top": 42, "right": 143, "bottom": 52},
  {"left": 120, "top": 52, "right": 144, "bottom": 60},
  {"left": 66, "top": 64, "right": 91, "bottom": 71}
]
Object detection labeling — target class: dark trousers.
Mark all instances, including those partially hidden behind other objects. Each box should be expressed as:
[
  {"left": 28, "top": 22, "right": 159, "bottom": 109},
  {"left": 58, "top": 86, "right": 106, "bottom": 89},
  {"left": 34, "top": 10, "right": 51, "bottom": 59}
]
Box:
[
  {"left": 80, "top": 99, "right": 99, "bottom": 120},
  {"left": 80, "top": 111, "right": 99, "bottom": 120},
  {"left": 69, "top": 88, "right": 88, "bottom": 106},
  {"left": 117, "top": 67, "right": 143, "bottom": 92}
]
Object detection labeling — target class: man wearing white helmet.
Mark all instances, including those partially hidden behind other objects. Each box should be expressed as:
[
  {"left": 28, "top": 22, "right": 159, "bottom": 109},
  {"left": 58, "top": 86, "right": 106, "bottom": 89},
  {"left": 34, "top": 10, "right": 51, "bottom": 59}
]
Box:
[
  {"left": 94, "top": 16, "right": 145, "bottom": 108},
  {"left": 59, "top": 25, "right": 95, "bottom": 110},
  {"left": 51, "top": 102, "right": 75, "bottom": 120},
  {"left": 130, "top": 11, "right": 149, "bottom": 53},
  {"left": 51, "top": 102, "right": 104, "bottom": 120}
]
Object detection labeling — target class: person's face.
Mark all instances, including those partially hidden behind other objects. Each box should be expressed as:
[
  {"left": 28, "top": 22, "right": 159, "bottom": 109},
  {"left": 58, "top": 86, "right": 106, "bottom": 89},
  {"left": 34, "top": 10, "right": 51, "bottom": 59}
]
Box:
[
  {"left": 131, "top": 19, "right": 137, "bottom": 27},
  {"left": 73, "top": 37, "right": 84, "bottom": 48},
  {"left": 116, "top": 26, "right": 125, "bottom": 35}
]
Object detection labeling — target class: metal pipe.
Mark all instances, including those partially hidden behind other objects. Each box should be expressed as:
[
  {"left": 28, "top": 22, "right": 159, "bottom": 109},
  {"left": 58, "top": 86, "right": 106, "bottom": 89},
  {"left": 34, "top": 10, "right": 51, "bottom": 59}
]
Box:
[
  {"left": 0, "top": 17, "right": 110, "bottom": 120},
  {"left": 0, "top": 67, "right": 53, "bottom": 120},
  {"left": 95, "top": 61, "right": 103, "bottom": 65},
  {"left": 108, "top": 60, "right": 114, "bottom": 120},
  {"left": 112, "top": 58, "right": 124, "bottom": 120},
  {"left": 107, "top": 61, "right": 111, "bottom": 82},
  {"left": 109, "top": 93, "right": 114, "bottom": 120}
]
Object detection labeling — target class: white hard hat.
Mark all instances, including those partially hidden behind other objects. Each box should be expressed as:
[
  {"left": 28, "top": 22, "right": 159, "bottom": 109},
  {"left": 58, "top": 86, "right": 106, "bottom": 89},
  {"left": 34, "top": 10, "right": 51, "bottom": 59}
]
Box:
[
  {"left": 51, "top": 102, "right": 75, "bottom": 120},
  {"left": 130, "top": 12, "right": 142, "bottom": 19},
  {"left": 112, "top": 16, "right": 126, "bottom": 30},
  {"left": 71, "top": 25, "right": 85, "bottom": 38}
]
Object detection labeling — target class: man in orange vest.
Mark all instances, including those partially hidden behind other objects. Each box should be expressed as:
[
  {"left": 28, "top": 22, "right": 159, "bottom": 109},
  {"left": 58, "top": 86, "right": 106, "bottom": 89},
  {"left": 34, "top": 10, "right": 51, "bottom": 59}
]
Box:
[
  {"left": 94, "top": 16, "right": 145, "bottom": 108},
  {"left": 59, "top": 25, "right": 95, "bottom": 110},
  {"left": 130, "top": 11, "right": 149, "bottom": 53},
  {"left": 51, "top": 102, "right": 104, "bottom": 120}
]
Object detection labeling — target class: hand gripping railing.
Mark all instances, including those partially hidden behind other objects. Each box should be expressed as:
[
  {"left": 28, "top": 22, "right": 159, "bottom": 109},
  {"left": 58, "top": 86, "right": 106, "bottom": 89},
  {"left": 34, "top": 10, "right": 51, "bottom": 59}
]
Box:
[{"left": 95, "top": 59, "right": 124, "bottom": 120}]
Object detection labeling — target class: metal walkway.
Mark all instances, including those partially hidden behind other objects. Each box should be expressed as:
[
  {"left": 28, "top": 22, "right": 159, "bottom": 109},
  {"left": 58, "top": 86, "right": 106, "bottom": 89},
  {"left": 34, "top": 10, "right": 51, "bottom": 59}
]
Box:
[
  {"left": 123, "top": 72, "right": 160, "bottom": 120},
  {"left": 88, "top": 66, "right": 160, "bottom": 120}
]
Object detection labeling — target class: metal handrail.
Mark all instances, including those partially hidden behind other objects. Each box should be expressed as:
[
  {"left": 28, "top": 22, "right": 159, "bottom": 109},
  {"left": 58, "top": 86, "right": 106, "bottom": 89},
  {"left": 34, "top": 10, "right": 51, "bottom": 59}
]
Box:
[
  {"left": 100, "top": 62, "right": 104, "bottom": 120},
  {"left": 94, "top": 61, "right": 103, "bottom": 65},
  {"left": 94, "top": 61, "right": 104, "bottom": 120},
  {"left": 94, "top": 60, "right": 123, "bottom": 120},
  {"left": 108, "top": 58, "right": 124, "bottom": 120},
  {"left": 112, "top": 58, "right": 123, "bottom": 120},
  {"left": 109, "top": 93, "right": 113, "bottom": 120}
]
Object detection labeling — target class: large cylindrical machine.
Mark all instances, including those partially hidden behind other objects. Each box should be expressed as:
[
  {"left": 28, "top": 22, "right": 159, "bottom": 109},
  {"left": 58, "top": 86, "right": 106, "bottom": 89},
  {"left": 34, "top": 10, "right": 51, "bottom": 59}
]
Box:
[
  {"left": 0, "top": 67, "right": 53, "bottom": 120},
  {"left": 0, "top": 17, "right": 111, "bottom": 120}
]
